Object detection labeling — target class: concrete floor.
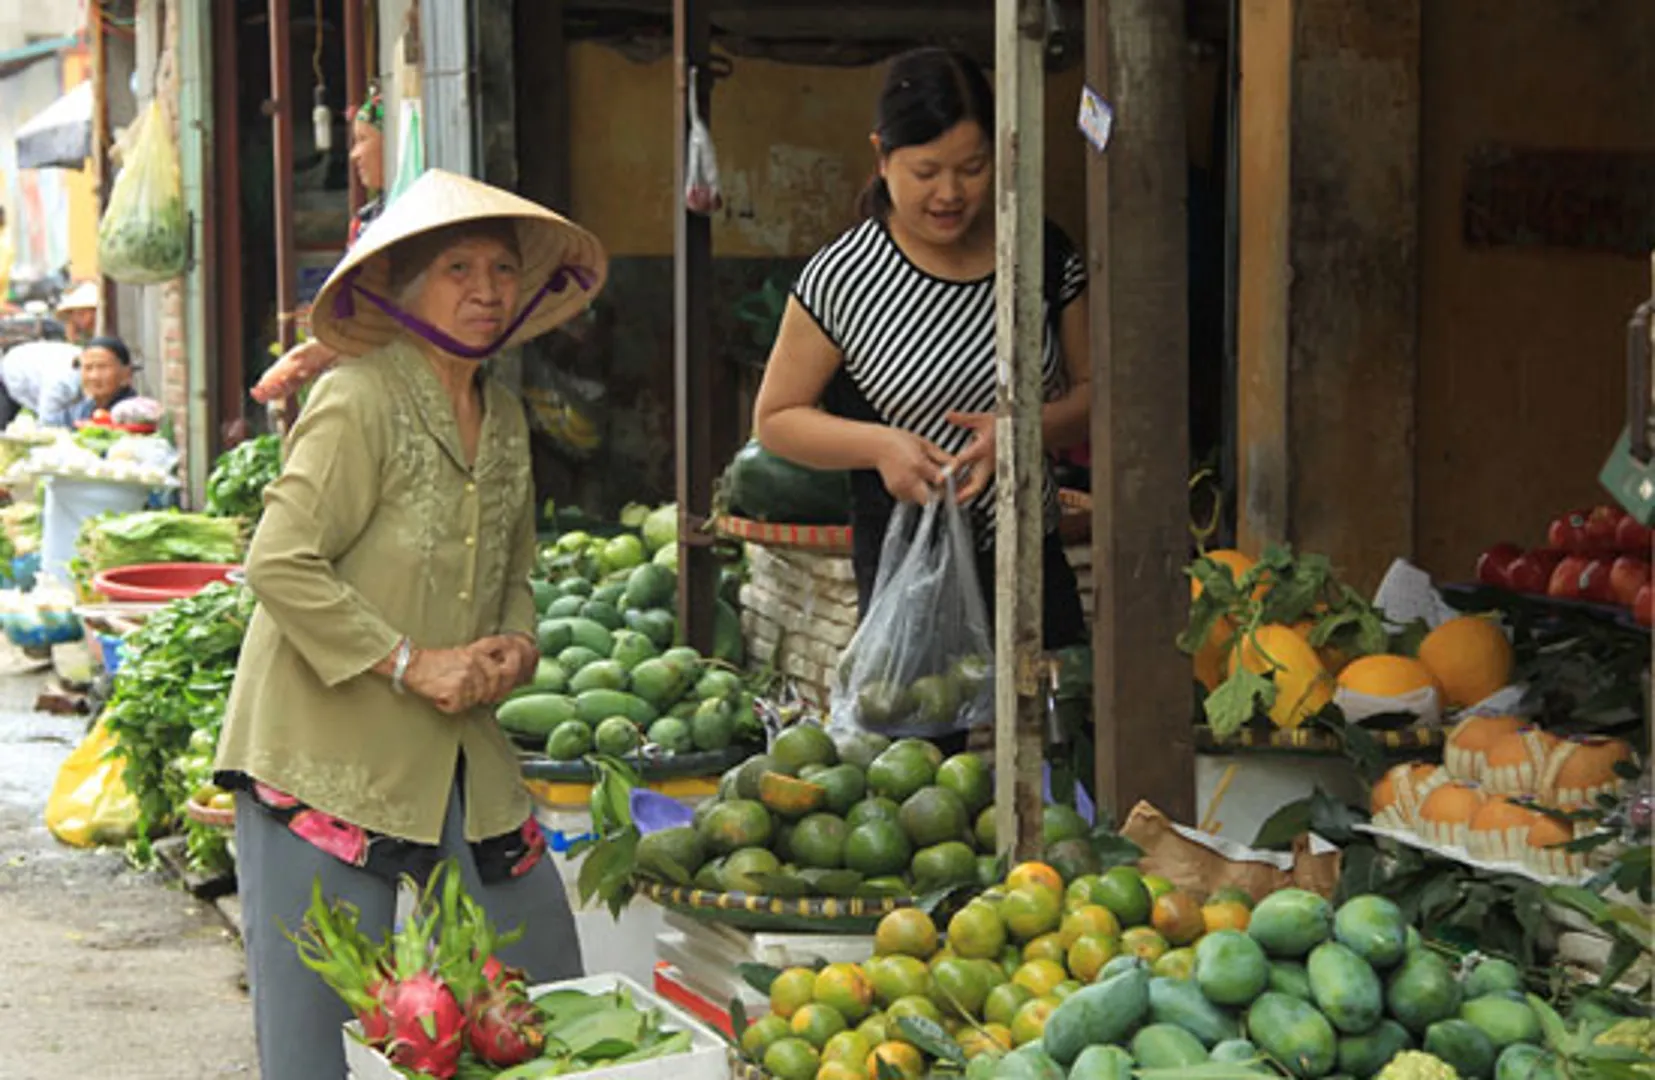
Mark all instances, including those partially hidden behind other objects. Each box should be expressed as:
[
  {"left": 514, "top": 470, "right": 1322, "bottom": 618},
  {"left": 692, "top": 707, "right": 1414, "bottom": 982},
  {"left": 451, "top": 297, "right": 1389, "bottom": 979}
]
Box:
[{"left": 0, "top": 656, "right": 259, "bottom": 1079}]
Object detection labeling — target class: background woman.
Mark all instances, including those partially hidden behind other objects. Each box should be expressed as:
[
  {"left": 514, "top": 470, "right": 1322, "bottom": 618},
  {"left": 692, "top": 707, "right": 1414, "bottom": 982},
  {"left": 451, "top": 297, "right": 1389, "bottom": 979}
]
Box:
[
  {"left": 251, "top": 88, "right": 389, "bottom": 407},
  {"left": 214, "top": 169, "right": 608, "bottom": 1080},
  {"left": 754, "top": 47, "right": 1091, "bottom": 647}
]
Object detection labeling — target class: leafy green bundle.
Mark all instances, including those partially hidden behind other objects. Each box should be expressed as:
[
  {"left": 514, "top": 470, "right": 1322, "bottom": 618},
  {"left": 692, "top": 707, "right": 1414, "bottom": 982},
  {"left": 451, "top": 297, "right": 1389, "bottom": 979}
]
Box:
[{"left": 204, "top": 434, "right": 282, "bottom": 522}]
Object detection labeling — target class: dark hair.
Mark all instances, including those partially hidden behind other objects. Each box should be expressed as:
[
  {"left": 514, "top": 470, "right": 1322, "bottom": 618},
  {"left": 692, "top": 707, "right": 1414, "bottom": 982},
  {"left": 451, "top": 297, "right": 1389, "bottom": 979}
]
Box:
[
  {"left": 83, "top": 335, "right": 132, "bottom": 366},
  {"left": 387, "top": 218, "right": 523, "bottom": 297},
  {"left": 858, "top": 47, "right": 995, "bottom": 221}
]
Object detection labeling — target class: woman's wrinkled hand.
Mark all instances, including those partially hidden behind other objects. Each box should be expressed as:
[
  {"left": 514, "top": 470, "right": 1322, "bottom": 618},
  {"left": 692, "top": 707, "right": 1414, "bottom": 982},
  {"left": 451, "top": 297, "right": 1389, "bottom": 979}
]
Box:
[
  {"left": 252, "top": 340, "right": 339, "bottom": 404},
  {"left": 403, "top": 647, "right": 501, "bottom": 714},
  {"left": 945, "top": 410, "right": 996, "bottom": 502},
  {"left": 469, "top": 634, "right": 539, "bottom": 699},
  {"left": 876, "top": 427, "right": 954, "bottom": 505}
]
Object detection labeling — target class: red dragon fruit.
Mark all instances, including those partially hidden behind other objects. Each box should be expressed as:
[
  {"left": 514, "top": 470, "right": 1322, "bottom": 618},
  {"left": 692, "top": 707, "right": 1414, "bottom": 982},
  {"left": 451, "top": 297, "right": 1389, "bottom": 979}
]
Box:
[
  {"left": 383, "top": 968, "right": 466, "bottom": 1078},
  {"left": 356, "top": 976, "right": 394, "bottom": 1048},
  {"left": 464, "top": 983, "right": 545, "bottom": 1066},
  {"left": 480, "top": 954, "right": 529, "bottom": 991}
]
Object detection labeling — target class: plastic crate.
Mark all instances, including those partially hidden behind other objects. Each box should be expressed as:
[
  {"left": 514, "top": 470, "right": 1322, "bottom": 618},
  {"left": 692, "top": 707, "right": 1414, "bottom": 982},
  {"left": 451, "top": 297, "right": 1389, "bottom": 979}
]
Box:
[
  {"left": 95, "top": 632, "right": 124, "bottom": 675},
  {"left": 343, "top": 972, "right": 728, "bottom": 1080}
]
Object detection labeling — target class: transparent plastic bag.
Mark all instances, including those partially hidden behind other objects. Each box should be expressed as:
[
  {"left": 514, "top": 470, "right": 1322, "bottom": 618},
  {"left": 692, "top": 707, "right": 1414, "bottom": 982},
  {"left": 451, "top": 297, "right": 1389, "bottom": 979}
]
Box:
[
  {"left": 684, "top": 68, "right": 723, "bottom": 215},
  {"left": 829, "top": 475, "right": 993, "bottom": 737},
  {"left": 96, "top": 100, "right": 187, "bottom": 285}
]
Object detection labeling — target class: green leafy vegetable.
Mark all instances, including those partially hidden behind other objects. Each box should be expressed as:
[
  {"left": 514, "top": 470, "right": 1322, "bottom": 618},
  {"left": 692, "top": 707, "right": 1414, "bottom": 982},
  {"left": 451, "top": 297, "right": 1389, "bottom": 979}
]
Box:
[
  {"left": 72, "top": 510, "right": 247, "bottom": 594},
  {"left": 204, "top": 435, "right": 282, "bottom": 522}
]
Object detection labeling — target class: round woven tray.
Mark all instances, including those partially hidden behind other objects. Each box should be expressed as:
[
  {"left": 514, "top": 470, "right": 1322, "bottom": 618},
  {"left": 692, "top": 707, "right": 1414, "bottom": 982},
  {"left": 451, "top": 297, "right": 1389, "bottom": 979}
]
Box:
[
  {"left": 631, "top": 877, "right": 915, "bottom": 933},
  {"left": 712, "top": 514, "right": 853, "bottom": 554},
  {"left": 1194, "top": 724, "right": 1446, "bottom": 756},
  {"left": 184, "top": 794, "right": 236, "bottom": 830}
]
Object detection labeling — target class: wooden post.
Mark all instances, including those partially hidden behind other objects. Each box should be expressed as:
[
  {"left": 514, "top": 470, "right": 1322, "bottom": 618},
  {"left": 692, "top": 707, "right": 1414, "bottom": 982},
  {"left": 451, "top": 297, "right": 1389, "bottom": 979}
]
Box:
[
  {"left": 672, "top": 0, "right": 719, "bottom": 655},
  {"left": 269, "top": 0, "right": 297, "bottom": 357},
  {"left": 1087, "top": 0, "right": 1196, "bottom": 824},
  {"left": 992, "top": 0, "right": 1050, "bottom": 863}
]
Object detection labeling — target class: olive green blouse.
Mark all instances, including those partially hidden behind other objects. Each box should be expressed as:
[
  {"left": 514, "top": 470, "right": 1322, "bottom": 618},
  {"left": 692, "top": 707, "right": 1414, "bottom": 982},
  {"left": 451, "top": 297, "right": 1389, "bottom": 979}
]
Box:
[{"left": 215, "top": 339, "right": 538, "bottom": 845}]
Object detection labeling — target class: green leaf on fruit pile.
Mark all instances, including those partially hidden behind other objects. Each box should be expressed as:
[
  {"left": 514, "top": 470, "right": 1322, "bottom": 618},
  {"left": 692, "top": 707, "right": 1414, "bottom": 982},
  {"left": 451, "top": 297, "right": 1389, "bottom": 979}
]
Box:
[
  {"left": 1253, "top": 796, "right": 1313, "bottom": 851},
  {"left": 894, "top": 1016, "right": 966, "bottom": 1065},
  {"left": 1087, "top": 830, "right": 1144, "bottom": 870},
  {"left": 1177, "top": 582, "right": 1233, "bottom": 656},
  {"left": 1202, "top": 667, "right": 1273, "bottom": 738},
  {"left": 560, "top": 1003, "right": 646, "bottom": 1060},
  {"left": 736, "top": 962, "right": 783, "bottom": 996},
  {"left": 797, "top": 868, "right": 864, "bottom": 896},
  {"left": 1388, "top": 616, "right": 1432, "bottom": 658},
  {"left": 749, "top": 871, "right": 811, "bottom": 898},
  {"left": 1258, "top": 551, "right": 1333, "bottom": 625}
]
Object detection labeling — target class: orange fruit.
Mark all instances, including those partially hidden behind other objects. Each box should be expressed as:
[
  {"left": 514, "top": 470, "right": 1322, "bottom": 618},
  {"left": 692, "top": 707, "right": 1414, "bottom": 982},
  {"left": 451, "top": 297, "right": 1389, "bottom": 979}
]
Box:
[
  {"left": 1151, "top": 890, "right": 1206, "bottom": 946},
  {"left": 1191, "top": 549, "right": 1259, "bottom": 602},
  {"left": 1153, "top": 946, "right": 1197, "bottom": 980},
  {"left": 1010, "top": 996, "right": 1058, "bottom": 1046},
  {"left": 999, "top": 886, "right": 1062, "bottom": 942},
  {"left": 814, "top": 963, "right": 875, "bottom": 1023},
  {"left": 855, "top": 1015, "right": 890, "bottom": 1047},
  {"left": 947, "top": 900, "right": 1008, "bottom": 960},
  {"left": 789, "top": 1002, "right": 848, "bottom": 1049},
  {"left": 1336, "top": 654, "right": 1441, "bottom": 698},
  {"left": 885, "top": 995, "right": 943, "bottom": 1028},
  {"left": 1201, "top": 899, "right": 1252, "bottom": 934},
  {"left": 1207, "top": 885, "right": 1254, "bottom": 909},
  {"left": 875, "top": 908, "right": 939, "bottom": 959},
  {"left": 1121, "top": 926, "right": 1170, "bottom": 963},
  {"left": 864, "top": 954, "right": 930, "bottom": 1006},
  {"left": 822, "top": 1030, "right": 872, "bottom": 1068},
  {"left": 1417, "top": 615, "right": 1513, "bottom": 709},
  {"left": 1022, "top": 931, "right": 1067, "bottom": 965},
  {"left": 926, "top": 945, "right": 957, "bottom": 973},
  {"left": 1065, "top": 933, "right": 1120, "bottom": 982},
  {"left": 1060, "top": 904, "right": 1122, "bottom": 948},
  {"left": 818, "top": 1063, "right": 863, "bottom": 1080},
  {"left": 768, "top": 967, "right": 818, "bottom": 1018},
  {"left": 1011, "top": 958, "right": 1068, "bottom": 998},
  {"left": 867, "top": 1041, "right": 925, "bottom": 1080},
  {"left": 984, "top": 981, "right": 1034, "bottom": 1026},
  {"left": 960, "top": 1024, "right": 1013, "bottom": 1058},
  {"left": 1141, "top": 874, "right": 1176, "bottom": 902},
  {"left": 1095, "top": 865, "right": 1153, "bottom": 928},
  {"left": 1005, "top": 861, "right": 1064, "bottom": 896}
]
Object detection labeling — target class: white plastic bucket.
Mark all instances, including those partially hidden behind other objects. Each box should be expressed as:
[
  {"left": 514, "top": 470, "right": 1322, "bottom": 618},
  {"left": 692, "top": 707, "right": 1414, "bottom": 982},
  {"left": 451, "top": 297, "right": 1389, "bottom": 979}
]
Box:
[{"left": 40, "top": 477, "right": 151, "bottom": 586}]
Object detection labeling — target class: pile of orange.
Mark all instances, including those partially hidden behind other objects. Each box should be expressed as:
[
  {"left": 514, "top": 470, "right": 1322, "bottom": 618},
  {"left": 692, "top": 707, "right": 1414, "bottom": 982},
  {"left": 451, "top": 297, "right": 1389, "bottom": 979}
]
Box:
[{"left": 737, "top": 860, "right": 1259, "bottom": 1080}]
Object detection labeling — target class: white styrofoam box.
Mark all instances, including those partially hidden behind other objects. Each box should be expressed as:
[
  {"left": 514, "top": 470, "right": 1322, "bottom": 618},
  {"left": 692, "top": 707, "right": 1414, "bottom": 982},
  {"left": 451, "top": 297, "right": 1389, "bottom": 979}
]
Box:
[
  {"left": 660, "top": 909, "right": 876, "bottom": 969},
  {"left": 535, "top": 805, "right": 669, "bottom": 987},
  {"left": 1196, "top": 752, "right": 1367, "bottom": 846},
  {"left": 344, "top": 972, "right": 728, "bottom": 1080}
]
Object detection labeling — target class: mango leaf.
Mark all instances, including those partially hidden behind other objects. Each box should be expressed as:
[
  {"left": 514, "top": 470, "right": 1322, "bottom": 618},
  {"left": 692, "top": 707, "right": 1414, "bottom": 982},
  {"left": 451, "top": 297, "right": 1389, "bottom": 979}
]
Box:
[
  {"left": 1597, "top": 935, "right": 1645, "bottom": 990},
  {"left": 1088, "top": 831, "right": 1144, "bottom": 870},
  {"left": 642, "top": 851, "right": 693, "bottom": 887},
  {"left": 856, "top": 879, "right": 911, "bottom": 899},
  {"left": 1253, "top": 796, "right": 1313, "bottom": 851},
  {"left": 736, "top": 962, "right": 783, "bottom": 996},
  {"left": 1526, "top": 994, "right": 1574, "bottom": 1056},
  {"left": 1203, "top": 667, "right": 1272, "bottom": 738},
  {"left": 893, "top": 1016, "right": 966, "bottom": 1066},
  {"left": 749, "top": 871, "right": 811, "bottom": 898},
  {"left": 797, "top": 868, "right": 864, "bottom": 897},
  {"left": 875, "top": 1060, "right": 907, "bottom": 1080},
  {"left": 575, "top": 829, "right": 638, "bottom": 913},
  {"left": 727, "top": 997, "right": 748, "bottom": 1048}
]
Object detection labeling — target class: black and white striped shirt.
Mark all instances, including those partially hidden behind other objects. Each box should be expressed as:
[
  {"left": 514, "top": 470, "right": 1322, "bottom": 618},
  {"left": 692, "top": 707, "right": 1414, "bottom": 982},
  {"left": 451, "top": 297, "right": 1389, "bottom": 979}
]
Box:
[{"left": 793, "top": 217, "right": 1087, "bottom": 544}]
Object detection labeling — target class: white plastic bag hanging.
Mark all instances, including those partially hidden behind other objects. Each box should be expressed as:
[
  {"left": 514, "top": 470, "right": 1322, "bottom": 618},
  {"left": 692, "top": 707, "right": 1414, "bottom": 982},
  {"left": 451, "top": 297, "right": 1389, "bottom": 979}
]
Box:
[
  {"left": 387, "top": 98, "right": 425, "bottom": 206},
  {"left": 829, "top": 474, "right": 993, "bottom": 737},
  {"left": 684, "top": 67, "right": 723, "bottom": 215}
]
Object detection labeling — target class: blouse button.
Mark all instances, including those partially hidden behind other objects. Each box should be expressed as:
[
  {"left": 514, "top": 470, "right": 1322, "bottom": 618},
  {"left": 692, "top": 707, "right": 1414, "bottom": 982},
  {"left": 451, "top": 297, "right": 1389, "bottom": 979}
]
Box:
[
  {"left": 458, "top": 590, "right": 470, "bottom": 602},
  {"left": 465, "top": 482, "right": 476, "bottom": 494},
  {"left": 465, "top": 536, "right": 476, "bottom": 547}
]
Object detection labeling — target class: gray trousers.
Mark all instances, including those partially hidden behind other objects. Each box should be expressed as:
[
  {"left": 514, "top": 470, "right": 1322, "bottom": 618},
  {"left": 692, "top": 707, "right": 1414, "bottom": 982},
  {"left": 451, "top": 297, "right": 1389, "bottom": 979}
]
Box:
[{"left": 235, "top": 780, "right": 583, "bottom": 1080}]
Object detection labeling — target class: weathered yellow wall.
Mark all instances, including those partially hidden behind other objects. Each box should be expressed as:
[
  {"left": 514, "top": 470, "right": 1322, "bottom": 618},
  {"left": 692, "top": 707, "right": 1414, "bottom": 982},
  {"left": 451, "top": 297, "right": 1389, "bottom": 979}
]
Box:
[
  {"left": 1415, "top": 0, "right": 1655, "bottom": 576},
  {"left": 567, "top": 43, "right": 1090, "bottom": 259}
]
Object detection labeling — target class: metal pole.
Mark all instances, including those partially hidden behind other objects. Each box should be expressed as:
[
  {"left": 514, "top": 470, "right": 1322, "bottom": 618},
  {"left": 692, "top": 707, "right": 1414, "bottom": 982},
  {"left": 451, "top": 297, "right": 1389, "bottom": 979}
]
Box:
[
  {"left": 345, "top": 0, "right": 367, "bottom": 218},
  {"left": 269, "top": 0, "right": 298, "bottom": 358},
  {"left": 992, "top": 0, "right": 1049, "bottom": 862},
  {"left": 211, "top": 0, "right": 245, "bottom": 448},
  {"left": 672, "top": 0, "right": 718, "bottom": 655}
]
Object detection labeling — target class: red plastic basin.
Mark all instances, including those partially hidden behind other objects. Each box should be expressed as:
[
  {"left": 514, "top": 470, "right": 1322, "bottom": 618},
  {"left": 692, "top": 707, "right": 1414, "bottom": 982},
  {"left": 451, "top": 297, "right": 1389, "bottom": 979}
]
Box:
[{"left": 91, "top": 562, "right": 242, "bottom": 602}]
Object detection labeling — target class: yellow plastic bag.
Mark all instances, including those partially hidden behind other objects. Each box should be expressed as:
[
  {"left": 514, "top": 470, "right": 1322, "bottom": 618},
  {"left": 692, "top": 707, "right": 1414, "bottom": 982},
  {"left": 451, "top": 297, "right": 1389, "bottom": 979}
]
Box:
[
  {"left": 45, "top": 717, "right": 139, "bottom": 847},
  {"left": 96, "top": 99, "right": 187, "bottom": 284}
]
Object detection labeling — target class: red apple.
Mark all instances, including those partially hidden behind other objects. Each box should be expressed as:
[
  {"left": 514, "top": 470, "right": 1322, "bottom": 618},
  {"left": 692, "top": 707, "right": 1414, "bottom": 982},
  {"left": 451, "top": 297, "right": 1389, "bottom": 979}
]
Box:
[
  {"left": 1610, "top": 556, "right": 1651, "bottom": 607},
  {"left": 1580, "top": 557, "right": 1617, "bottom": 604},
  {"left": 1547, "top": 510, "right": 1591, "bottom": 553},
  {"left": 1548, "top": 554, "right": 1592, "bottom": 599},
  {"left": 1614, "top": 513, "right": 1652, "bottom": 555},
  {"left": 1584, "top": 506, "right": 1626, "bottom": 552},
  {"left": 1475, "top": 542, "right": 1523, "bottom": 588},
  {"left": 1636, "top": 583, "right": 1654, "bottom": 626}
]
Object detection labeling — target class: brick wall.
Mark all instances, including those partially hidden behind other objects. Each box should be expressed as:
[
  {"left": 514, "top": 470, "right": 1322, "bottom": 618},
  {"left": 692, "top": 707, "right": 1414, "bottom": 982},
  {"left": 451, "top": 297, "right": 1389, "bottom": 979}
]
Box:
[{"left": 154, "top": 0, "right": 191, "bottom": 490}]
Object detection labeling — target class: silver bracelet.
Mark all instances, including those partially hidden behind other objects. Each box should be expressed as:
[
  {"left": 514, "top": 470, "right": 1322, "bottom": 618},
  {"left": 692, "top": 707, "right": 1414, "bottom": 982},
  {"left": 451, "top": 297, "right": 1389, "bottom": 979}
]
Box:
[{"left": 390, "top": 637, "right": 414, "bottom": 695}]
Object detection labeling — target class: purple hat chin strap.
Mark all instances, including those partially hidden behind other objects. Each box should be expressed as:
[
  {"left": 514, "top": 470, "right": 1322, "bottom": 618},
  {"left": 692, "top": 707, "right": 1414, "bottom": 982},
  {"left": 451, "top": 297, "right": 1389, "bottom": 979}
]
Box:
[{"left": 331, "top": 264, "right": 596, "bottom": 360}]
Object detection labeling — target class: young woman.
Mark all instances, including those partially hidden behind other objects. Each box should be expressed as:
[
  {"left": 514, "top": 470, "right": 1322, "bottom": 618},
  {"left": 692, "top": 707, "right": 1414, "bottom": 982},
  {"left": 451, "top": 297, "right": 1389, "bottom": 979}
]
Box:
[{"left": 754, "top": 47, "right": 1091, "bottom": 647}]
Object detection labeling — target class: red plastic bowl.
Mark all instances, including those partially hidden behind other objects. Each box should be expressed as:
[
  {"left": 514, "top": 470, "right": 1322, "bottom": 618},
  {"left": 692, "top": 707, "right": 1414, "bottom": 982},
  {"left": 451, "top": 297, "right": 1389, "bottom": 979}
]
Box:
[{"left": 91, "top": 562, "right": 242, "bottom": 602}]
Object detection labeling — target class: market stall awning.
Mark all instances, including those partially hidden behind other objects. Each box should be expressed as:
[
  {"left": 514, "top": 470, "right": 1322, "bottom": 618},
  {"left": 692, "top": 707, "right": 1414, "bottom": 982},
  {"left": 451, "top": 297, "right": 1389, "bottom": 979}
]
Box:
[{"left": 15, "top": 81, "right": 93, "bottom": 171}]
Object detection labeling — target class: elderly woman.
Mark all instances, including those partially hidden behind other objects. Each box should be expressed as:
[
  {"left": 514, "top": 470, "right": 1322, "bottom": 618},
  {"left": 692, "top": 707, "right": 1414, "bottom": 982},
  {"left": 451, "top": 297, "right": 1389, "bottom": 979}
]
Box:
[{"left": 213, "top": 169, "right": 607, "bottom": 1080}]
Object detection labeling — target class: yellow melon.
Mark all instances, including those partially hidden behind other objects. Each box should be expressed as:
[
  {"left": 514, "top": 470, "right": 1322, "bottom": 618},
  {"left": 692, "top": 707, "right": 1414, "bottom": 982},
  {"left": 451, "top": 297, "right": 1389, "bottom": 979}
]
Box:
[{"left": 1229, "top": 624, "right": 1334, "bottom": 730}]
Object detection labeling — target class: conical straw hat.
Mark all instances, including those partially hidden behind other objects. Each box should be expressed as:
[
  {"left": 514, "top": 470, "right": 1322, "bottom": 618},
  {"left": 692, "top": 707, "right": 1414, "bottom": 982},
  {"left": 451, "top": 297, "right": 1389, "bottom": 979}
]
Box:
[{"left": 310, "top": 168, "right": 608, "bottom": 358}]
